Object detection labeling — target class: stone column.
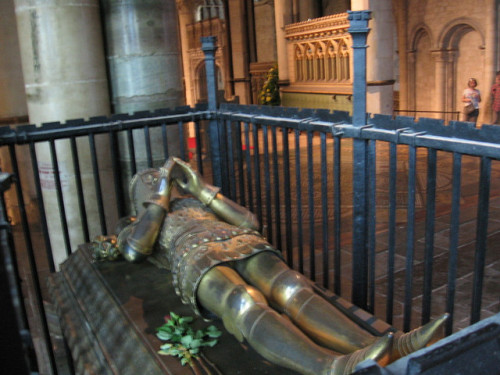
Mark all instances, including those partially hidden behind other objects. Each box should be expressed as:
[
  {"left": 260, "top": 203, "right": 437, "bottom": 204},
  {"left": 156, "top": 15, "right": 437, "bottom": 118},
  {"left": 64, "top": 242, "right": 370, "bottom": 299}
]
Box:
[
  {"left": 394, "top": 0, "right": 408, "bottom": 112},
  {"left": 0, "top": 1, "right": 29, "bottom": 224},
  {"left": 407, "top": 50, "right": 416, "bottom": 111},
  {"left": 102, "top": 0, "right": 184, "bottom": 113},
  {"left": 365, "top": 0, "right": 395, "bottom": 115},
  {"left": 351, "top": 0, "right": 370, "bottom": 11},
  {"left": 481, "top": 0, "right": 498, "bottom": 124},
  {"left": 101, "top": 0, "right": 185, "bottom": 209},
  {"left": 0, "top": 1, "right": 27, "bottom": 121},
  {"left": 176, "top": 1, "right": 195, "bottom": 107},
  {"left": 274, "top": 0, "right": 292, "bottom": 86},
  {"left": 14, "top": 0, "right": 111, "bottom": 268},
  {"left": 432, "top": 50, "right": 448, "bottom": 116},
  {"left": 227, "top": 0, "right": 252, "bottom": 103}
]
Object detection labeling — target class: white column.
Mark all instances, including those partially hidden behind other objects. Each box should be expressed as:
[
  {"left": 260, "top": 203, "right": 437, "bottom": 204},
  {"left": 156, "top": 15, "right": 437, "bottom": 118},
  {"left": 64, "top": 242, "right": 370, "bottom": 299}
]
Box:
[
  {"left": 365, "top": 0, "right": 395, "bottom": 115},
  {"left": 274, "top": 0, "right": 292, "bottom": 85},
  {"left": 102, "top": 0, "right": 184, "bottom": 113},
  {"left": 227, "top": 0, "right": 252, "bottom": 103},
  {"left": 481, "top": 0, "right": 498, "bottom": 124},
  {"left": 407, "top": 50, "right": 416, "bottom": 111},
  {"left": 394, "top": 0, "right": 408, "bottom": 112},
  {"left": 0, "top": 1, "right": 29, "bottom": 224},
  {"left": 177, "top": 1, "right": 195, "bottom": 107},
  {"left": 15, "top": 0, "right": 111, "bottom": 268},
  {"left": 0, "top": 1, "right": 27, "bottom": 121},
  {"left": 102, "top": 0, "right": 185, "bottom": 178},
  {"left": 102, "top": 0, "right": 184, "bottom": 194},
  {"left": 351, "top": 0, "right": 370, "bottom": 11}
]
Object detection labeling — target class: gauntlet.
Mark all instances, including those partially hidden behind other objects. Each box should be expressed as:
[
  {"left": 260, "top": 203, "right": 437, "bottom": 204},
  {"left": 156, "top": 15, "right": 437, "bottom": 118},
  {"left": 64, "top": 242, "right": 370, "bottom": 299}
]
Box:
[
  {"left": 117, "top": 161, "right": 175, "bottom": 263},
  {"left": 170, "top": 157, "right": 220, "bottom": 206}
]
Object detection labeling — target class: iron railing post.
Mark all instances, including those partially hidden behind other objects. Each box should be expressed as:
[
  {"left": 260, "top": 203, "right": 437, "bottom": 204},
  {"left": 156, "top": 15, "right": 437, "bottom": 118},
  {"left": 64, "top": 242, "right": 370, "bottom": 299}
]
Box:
[
  {"left": 348, "top": 10, "right": 371, "bottom": 309},
  {"left": 201, "top": 36, "right": 224, "bottom": 190},
  {"left": 0, "top": 173, "right": 35, "bottom": 374}
]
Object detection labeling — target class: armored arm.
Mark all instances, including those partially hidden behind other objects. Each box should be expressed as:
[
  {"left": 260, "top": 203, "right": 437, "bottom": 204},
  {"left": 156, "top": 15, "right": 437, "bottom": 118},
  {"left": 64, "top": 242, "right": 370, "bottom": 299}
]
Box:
[
  {"left": 171, "top": 157, "right": 259, "bottom": 230},
  {"left": 116, "top": 160, "right": 176, "bottom": 262}
]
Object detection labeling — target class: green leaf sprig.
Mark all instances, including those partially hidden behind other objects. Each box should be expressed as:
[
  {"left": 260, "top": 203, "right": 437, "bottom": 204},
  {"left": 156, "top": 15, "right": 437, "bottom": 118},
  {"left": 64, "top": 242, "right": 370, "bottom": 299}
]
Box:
[{"left": 156, "top": 312, "right": 222, "bottom": 367}]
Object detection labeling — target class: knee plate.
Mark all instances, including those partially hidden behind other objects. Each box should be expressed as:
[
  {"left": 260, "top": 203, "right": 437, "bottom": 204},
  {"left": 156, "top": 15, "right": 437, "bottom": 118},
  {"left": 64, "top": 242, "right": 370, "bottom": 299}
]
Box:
[
  {"left": 221, "top": 284, "right": 268, "bottom": 342},
  {"left": 269, "top": 269, "right": 313, "bottom": 315}
]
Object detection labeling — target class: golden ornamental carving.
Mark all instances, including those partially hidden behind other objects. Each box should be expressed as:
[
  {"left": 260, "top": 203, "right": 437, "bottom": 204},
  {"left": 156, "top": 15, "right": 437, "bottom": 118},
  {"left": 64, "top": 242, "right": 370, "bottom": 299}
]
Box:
[{"left": 285, "top": 13, "right": 350, "bottom": 41}]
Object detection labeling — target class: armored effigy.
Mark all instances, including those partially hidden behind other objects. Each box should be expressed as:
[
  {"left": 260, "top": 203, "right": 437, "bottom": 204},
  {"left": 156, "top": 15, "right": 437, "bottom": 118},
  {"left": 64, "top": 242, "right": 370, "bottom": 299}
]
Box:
[{"left": 93, "top": 157, "right": 447, "bottom": 375}]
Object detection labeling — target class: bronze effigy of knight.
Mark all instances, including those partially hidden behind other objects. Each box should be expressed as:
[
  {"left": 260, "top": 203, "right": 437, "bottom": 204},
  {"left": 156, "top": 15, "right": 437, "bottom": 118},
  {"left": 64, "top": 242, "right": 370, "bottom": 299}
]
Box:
[{"left": 93, "top": 156, "right": 448, "bottom": 375}]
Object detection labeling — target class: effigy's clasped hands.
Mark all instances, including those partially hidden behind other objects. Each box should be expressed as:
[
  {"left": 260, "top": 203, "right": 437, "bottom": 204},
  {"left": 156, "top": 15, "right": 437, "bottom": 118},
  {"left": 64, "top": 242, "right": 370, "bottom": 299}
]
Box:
[{"left": 167, "top": 157, "right": 221, "bottom": 206}]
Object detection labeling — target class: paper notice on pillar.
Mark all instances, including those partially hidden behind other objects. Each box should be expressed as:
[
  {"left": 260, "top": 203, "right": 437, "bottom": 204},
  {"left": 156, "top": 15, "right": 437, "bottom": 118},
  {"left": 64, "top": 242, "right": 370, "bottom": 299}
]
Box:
[{"left": 39, "top": 162, "right": 70, "bottom": 191}]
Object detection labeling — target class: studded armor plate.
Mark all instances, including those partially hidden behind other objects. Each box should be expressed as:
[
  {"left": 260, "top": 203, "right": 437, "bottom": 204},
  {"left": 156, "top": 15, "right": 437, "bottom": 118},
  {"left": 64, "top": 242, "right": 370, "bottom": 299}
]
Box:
[{"left": 153, "top": 197, "right": 280, "bottom": 316}]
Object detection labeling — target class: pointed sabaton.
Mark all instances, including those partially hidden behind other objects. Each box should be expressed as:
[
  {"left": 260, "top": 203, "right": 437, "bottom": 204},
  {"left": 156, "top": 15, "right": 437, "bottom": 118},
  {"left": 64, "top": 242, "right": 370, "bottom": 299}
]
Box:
[
  {"left": 330, "top": 333, "right": 394, "bottom": 375},
  {"left": 392, "top": 313, "right": 450, "bottom": 360}
]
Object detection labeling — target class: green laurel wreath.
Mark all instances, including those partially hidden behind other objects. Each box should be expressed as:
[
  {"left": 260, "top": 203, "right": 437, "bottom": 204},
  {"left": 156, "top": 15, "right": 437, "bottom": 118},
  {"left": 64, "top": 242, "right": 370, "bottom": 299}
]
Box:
[{"left": 156, "top": 312, "right": 222, "bottom": 367}]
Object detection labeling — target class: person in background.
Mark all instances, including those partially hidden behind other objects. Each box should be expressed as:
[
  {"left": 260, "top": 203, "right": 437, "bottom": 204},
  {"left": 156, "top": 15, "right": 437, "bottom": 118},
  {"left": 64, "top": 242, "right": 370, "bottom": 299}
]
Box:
[
  {"left": 490, "top": 71, "right": 500, "bottom": 124},
  {"left": 462, "top": 78, "right": 481, "bottom": 123}
]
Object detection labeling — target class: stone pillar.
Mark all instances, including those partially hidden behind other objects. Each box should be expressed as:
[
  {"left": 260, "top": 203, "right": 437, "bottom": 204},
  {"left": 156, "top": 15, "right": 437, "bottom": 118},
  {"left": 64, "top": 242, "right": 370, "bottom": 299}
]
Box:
[
  {"left": 101, "top": 0, "right": 185, "bottom": 209},
  {"left": 102, "top": 0, "right": 184, "bottom": 113},
  {"left": 481, "top": 0, "right": 498, "bottom": 124},
  {"left": 14, "top": 0, "right": 111, "bottom": 268},
  {"left": 365, "top": 0, "right": 395, "bottom": 115},
  {"left": 15, "top": 0, "right": 110, "bottom": 124},
  {"left": 227, "top": 0, "right": 252, "bottom": 104},
  {"left": 177, "top": 1, "right": 195, "bottom": 107},
  {"left": 0, "top": 1, "right": 29, "bottom": 224},
  {"left": 407, "top": 50, "right": 416, "bottom": 111},
  {"left": 0, "top": 1, "right": 27, "bottom": 121},
  {"left": 432, "top": 51, "right": 448, "bottom": 116},
  {"left": 274, "top": 0, "right": 292, "bottom": 86},
  {"left": 394, "top": 0, "right": 408, "bottom": 112},
  {"left": 351, "top": 0, "right": 370, "bottom": 11}
]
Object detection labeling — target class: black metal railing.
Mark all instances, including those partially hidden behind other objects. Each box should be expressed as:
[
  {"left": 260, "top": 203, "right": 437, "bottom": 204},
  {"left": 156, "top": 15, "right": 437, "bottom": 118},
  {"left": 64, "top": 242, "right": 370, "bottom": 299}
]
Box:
[{"left": 0, "top": 173, "right": 36, "bottom": 375}]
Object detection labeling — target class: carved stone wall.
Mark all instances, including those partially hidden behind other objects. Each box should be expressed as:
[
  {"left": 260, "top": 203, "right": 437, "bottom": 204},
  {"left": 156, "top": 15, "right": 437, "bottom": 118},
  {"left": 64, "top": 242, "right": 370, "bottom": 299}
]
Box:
[{"left": 284, "top": 13, "right": 351, "bottom": 92}]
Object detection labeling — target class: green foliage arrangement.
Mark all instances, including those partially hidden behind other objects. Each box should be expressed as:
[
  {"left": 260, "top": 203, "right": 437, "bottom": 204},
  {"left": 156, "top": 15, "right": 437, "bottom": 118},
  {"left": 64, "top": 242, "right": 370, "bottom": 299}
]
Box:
[
  {"left": 156, "top": 312, "right": 222, "bottom": 368},
  {"left": 258, "top": 64, "right": 281, "bottom": 106}
]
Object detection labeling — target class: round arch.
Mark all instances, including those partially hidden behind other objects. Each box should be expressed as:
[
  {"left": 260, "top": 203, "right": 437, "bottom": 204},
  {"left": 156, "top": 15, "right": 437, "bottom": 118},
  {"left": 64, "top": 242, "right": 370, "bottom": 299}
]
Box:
[
  {"left": 409, "top": 23, "right": 435, "bottom": 51},
  {"left": 438, "top": 18, "right": 485, "bottom": 50},
  {"left": 408, "top": 26, "right": 434, "bottom": 115}
]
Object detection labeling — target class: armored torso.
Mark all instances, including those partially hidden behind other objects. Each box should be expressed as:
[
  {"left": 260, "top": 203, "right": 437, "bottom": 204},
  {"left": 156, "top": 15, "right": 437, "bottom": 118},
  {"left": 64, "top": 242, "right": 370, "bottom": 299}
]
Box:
[{"left": 152, "top": 197, "right": 279, "bottom": 316}]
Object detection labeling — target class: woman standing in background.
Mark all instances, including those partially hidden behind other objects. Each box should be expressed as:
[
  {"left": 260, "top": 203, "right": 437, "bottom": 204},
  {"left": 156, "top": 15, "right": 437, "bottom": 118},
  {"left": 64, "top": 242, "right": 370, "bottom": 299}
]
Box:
[{"left": 462, "top": 78, "right": 481, "bottom": 123}]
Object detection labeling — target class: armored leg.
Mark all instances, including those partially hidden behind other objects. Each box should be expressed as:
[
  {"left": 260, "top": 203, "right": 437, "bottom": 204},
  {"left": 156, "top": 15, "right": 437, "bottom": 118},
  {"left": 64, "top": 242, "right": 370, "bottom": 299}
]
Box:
[
  {"left": 235, "top": 252, "right": 447, "bottom": 358},
  {"left": 235, "top": 252, "right": 375, "bottom": 353},
  {"left": 197, "top": 265, "right": 392, "bottom": 375}
]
